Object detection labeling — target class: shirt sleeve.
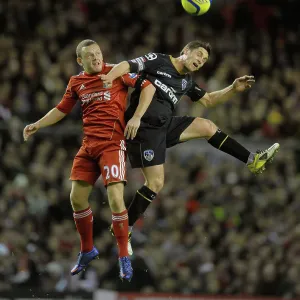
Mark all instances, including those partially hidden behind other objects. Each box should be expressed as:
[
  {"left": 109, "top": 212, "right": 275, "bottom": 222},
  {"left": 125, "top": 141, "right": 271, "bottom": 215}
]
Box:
[
  {"left": 186, "top": 81, "right": 207, "bottom": 102},
  {"left": 56, "top": 77, "right": 78, "bottom": 114},
  {"left": 127, "top": 53, "right": 160, "bottom": 73},
  {"left": 121, "top": 73, "right": 152, "bottom": 89}
]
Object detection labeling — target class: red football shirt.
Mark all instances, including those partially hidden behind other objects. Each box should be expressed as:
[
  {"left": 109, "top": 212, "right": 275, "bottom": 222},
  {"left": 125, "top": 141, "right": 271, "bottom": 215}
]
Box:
[{"left": 56, "top": 63, "right": 151, "bottom": 140}]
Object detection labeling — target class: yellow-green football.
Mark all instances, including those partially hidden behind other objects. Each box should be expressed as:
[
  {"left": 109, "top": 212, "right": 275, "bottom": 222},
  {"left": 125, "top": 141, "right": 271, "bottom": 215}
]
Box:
[{"left": 181, "top": 0, "right": 211, "bottom": 16}]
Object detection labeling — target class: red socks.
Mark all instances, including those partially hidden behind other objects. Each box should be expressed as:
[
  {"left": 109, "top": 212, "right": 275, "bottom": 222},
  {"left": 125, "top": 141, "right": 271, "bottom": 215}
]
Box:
[
  {"left": 73, "top": 207, "right": 93, "bottom": 253},
  {"left": 112, "top": 210, "right": 129, "bottom": 257},
  {"left": 73, "top": 207, "right": 129, "bottom": 257}
]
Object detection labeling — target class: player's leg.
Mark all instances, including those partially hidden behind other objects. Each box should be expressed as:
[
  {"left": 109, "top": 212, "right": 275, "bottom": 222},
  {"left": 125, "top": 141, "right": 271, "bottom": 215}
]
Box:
[
  {"left": 70, "top": 180, "right": 92, "bottom": 211},
  {"left": 179, "top": 117, "right": 279, "bottom": 174},
  {"left": 127, "top": 164, "right": 163, "bottom": 229},
  {"left": 107, "top": 182, "right": 128, "bottom": 258},
  {"left": 124, "top": 126, "right": 167, "bottom": 248},
  {"left": 70, "top": 147, "right": 101, "bottom": 276},
  {"left": 100, "top": 142, "right": 132, "bottom": 281},
  {"left": 71, "top": 180, "right": 93, "bottom": 254}
]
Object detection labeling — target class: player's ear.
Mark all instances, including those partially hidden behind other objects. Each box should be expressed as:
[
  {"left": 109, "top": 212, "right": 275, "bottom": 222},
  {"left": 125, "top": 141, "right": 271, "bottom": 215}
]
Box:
[
  {"left": 184, "top": 47, "right": 190, "bottom": 56},
  {"left": 77, "top": 57, "right": 83, "bottom": 66},
  {"left": 181, "top": 48, "right": 189, "bottom": 60}
]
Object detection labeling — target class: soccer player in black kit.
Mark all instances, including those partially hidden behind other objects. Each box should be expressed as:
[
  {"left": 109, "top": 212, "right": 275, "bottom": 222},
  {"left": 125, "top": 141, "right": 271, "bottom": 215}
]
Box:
[{"left": 101, "top": 40, "right": 280, "bottom": 255}]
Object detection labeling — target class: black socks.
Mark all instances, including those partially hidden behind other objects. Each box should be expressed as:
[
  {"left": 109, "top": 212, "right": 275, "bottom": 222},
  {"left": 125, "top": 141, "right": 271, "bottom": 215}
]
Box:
[
  {"left": 127, "top": 186, "right": 157, "bottom": 227},
  {"left": 208, "top": 129, "right": 251, "bottom": 164}
]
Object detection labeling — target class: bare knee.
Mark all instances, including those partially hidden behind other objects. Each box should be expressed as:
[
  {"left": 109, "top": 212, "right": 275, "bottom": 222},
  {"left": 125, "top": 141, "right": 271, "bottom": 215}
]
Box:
[
  {"left": 70, "top": 181, "right": 91, "bottom": 211},
  {"left": 70, "top": 193, "right": 88, "bottom": 211},
  {"left": 197, "top": 118, "right": 217, "bottom": 139},
  {"left": 107, "top": 182, "right": 125, "bottom": 213},
  {"left": 145, "top": 175, "right": 164, "bottom": 193}
]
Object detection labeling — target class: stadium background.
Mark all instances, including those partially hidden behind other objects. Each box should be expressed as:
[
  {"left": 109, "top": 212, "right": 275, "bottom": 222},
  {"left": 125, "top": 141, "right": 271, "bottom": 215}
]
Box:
[{"left": 0, "top": 0, "right": 299, "bottom": 299}]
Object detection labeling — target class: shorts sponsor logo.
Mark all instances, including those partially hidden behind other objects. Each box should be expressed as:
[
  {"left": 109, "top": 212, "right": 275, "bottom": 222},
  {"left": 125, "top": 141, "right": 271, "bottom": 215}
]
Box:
[{"left": 144, "top": 149, "right": 154, "bottom": 162}]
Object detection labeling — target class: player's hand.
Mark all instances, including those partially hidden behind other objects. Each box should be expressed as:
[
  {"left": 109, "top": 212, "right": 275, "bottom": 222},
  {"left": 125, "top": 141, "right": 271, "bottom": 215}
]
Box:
[
  {"left": 124, "top": 116, "right": 141, "bottom": 140},
  {"left": 99, "top": 74, "right": 113, "bottom": 88},
  {"left": 232, "top": 75, "right": 255, "bottom": 92},
  {"left": 23, "top": 122, "right": 40, "bottom": 141}
]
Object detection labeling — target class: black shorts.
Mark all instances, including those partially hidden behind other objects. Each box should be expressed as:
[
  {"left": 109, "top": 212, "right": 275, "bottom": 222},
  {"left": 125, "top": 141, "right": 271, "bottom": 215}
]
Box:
[{"left": 126, "top": 115, "right": 195, "bottom": 168}]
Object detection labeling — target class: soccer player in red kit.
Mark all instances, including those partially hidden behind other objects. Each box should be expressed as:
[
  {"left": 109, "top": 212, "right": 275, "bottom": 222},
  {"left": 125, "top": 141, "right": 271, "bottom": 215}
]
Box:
[{"left": 23, "top": 39, "right": 155, "bottom": 281}]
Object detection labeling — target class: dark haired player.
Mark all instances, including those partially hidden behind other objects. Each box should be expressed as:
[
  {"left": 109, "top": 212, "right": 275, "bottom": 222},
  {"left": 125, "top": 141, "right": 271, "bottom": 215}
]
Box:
[{"left": 101, "top": 40, "right": 280, "bottom": 255}]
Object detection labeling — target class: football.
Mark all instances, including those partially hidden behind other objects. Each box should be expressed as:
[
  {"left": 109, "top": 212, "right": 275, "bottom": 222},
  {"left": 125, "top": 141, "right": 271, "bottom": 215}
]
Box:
[{"left": 181, "top": 0, "right": 211, "bottom": 16}]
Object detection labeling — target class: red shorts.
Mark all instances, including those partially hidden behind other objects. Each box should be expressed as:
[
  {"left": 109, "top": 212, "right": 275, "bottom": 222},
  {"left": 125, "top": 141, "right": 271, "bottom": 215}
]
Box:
[{"left": 70, "top": 138, "right": 127, "bottom": 186}]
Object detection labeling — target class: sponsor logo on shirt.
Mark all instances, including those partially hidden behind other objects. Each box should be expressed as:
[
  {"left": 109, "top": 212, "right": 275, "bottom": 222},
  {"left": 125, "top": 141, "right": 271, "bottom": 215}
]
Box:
[
  {"left": 182, "top": 79, "right": 187, "bottom": 90},
  {"left": 154, "top": 79, "right": 179, "bottom": 105},
  {"left": 157, "top": 71, "right": 172, "bottom": 78},
  {"left": 80, "top": 91, "right": 111, "bottom": 104}
]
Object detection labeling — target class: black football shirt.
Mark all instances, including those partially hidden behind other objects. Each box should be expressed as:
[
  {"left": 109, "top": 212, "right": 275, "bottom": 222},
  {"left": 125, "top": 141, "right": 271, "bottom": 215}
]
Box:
[{"left": 127, "top": 52, "right": 206, "bottom": 115}]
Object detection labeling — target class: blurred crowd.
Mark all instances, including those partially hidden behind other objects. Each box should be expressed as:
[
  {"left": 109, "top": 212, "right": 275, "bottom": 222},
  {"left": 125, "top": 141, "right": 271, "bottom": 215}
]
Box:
[
  {"left": 1, "top": 139, "right": 300, "bottom": 298},
  {"left": 1, "top": 0, "right": 300, "bottom": 298}
]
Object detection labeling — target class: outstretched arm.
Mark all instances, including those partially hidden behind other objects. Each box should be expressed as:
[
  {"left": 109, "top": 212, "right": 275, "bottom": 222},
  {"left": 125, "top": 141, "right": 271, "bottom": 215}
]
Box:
[
  {"left": 101, "top": 53, "right": 159, "bottom": 87},
  {"left": 23, "top": 77, "right": 78, "bottom": 141},
  {"left": 199, "top": 75, "right": 255, "bottom": 108},
  {"left": 101, "top": 61, "right": 130, "bottom": 87},
  {"left": 23, "top": 108, "right": 66, "bottom": 141},
  {"left": 125, "top": 84, "right": 156, "bottom": 140}
]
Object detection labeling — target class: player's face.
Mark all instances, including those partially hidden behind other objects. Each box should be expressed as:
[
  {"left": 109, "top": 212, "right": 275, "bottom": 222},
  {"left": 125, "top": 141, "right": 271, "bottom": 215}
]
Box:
[
  {"left": 78, "top": 44, "right": 103, "bottom": 74},
  {"left": 184, "top": 47, "right": 209, "bottom": 72}
]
